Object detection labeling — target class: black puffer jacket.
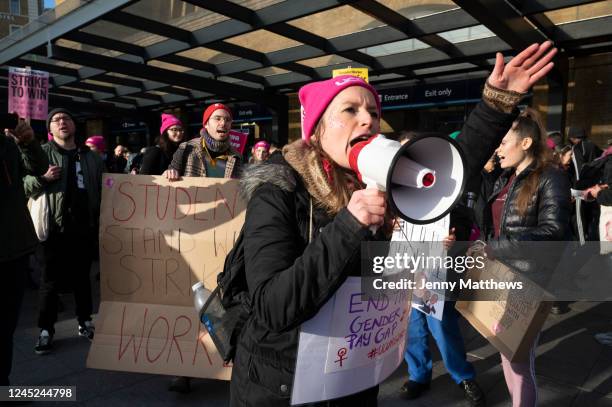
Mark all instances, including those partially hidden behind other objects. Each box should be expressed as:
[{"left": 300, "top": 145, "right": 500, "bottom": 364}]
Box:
[
  {"left": 483, "top": 164, "right": 571, "bottom": 282},
  {"left": 230, "top": 101, "right": 517, "bottom": 407}
]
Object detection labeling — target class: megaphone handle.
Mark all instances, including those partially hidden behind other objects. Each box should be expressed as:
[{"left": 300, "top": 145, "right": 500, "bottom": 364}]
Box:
[{"left": 365, "top": 181, "right": 379, "bottom": 235}]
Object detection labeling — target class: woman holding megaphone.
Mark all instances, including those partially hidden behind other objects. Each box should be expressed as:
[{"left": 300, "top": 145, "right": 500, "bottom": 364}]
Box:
[{"left": 231, "top": 42, "right": 557, "bottom": 407}]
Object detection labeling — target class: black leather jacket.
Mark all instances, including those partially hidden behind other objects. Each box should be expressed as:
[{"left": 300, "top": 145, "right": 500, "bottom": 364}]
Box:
[{"left": 483, "top": 164, "right": 571, "bottom": 281}]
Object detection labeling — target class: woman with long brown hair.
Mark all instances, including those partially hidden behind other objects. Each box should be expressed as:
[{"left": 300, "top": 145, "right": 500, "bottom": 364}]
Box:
[{"left": 482, "top": 108, "right": 571, "bottom": 406}]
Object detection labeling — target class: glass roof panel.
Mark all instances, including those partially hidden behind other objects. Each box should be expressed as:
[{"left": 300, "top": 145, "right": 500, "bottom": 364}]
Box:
[
  {"left": 544, "top": 1, "right": 612, "bottom": 24},
  {"left": 122, "top": 0, "right": 229, "bottom": 32},
  {"left": 82, "top": 78, "right": 122, "bottom": 87},
  {"left": 226, "top": 0, "right": 286, "bottom": 10},
  {"left": 360, "top": 38, "right": 429, "bottom": 57},
  {"left": 82, "top": 21, "right": 167, "bottom": 47},
  {"left": 177, "top": 47, "right": 240, "bottom": 64},
  {"left": 22, "top": 55, "right": 84, "bottom": 70},
  {"left": 147, "top": 90, "right": 169, "bottom": 96},
  {"left": 225, "top": 30, "right": 303, "bottom": 53},
  {"left": 248, "top": 67, "right": 291, "bottom": 76},
  {"left": 287, "top": 5, "right": 385, "bottom": 39},
  {"left": 55, "top": 39, "right": 122, "bottom": 58},
  {"left": 376, "top": 0, "right": 459, "bottom": 20},
  {"left": 437, "top": 25, "right": 495, "bottom": 44},
  {"left": 298, "top": 55, "right": 352, "bottom": 68},
  {"left": 147, "top": 60, "right": 192, "bottom": 72}
]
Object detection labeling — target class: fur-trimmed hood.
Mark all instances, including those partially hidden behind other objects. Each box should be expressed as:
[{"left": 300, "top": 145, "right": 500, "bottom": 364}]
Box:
[{"left": 239, "top": 162, "right": 296, "bottom": 203}]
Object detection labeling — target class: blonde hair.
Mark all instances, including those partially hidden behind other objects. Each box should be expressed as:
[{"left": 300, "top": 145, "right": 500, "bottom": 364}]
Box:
[{"left": 310, "top": 119, "right": 361, "bottom": 213}]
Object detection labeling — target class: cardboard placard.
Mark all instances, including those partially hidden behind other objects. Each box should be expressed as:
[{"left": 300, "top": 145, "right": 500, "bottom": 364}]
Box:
[
  {"left": 8, "top": 67, "right": 49, "bottom": 120},
  {"left": 87, "top": 174, "right": 246, "bottom": 379},
  {"left": 292, "top": 277, "right": 411, "bottom": 405},
  {"left": 455, "top": 255, "right": 553, "bottom": 362}
]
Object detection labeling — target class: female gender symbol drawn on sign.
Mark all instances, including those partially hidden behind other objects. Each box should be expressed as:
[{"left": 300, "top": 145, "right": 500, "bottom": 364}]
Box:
[{"left": 335, "top": 347, "right": 348, "bottom": 367}]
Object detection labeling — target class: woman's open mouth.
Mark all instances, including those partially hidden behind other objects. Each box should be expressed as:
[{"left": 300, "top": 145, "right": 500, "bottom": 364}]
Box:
[{"left": 349, "top": 134, "right": 371, "bottom": 148}]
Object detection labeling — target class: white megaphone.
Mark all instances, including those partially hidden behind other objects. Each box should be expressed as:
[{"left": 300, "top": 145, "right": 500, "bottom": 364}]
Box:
[{"left": 348, "top": 133, "right": 466, "bottom": 225}]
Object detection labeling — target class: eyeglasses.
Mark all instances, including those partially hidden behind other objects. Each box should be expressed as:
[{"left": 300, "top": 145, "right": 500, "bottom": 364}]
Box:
[
  {"left": 210, "top": 115, "right": 232, "bottom": 124},
  {"left": 50, "top": 115, "right": 73, "bottom": 123},
  {"left": 167, "top": 127, "right": 184, "bottom": 133}
]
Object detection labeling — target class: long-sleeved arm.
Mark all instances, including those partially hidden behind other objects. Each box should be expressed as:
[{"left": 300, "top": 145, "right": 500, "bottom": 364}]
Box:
[
  {"left": 243, "top": 184, "right": 369, "bottom": 333},
  {"left": 457, "top": 101, "right": 517, "bottom": 183},
  {"left": 21, "top": 140, "right": 48, "bottom": 198}
]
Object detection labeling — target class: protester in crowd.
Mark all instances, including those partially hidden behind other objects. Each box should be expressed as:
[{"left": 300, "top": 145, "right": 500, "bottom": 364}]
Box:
[
  {"left": 230, "top": 41, "right": 557, "bottom": 406},
  {"left": 585, "top": 143, "right": 612, "bottom": 346},
  {"left": 395, "top": 132, "right": 485, "bottom": 405},
  {"left": 547, "top": 130, "right": 562, "bottom": 151},
  {"left": 1, "top": 116, "right": 48, "bottom": 384},
  {"left": 568, "top": 126, "right": 603, "bottom": 172},
  {"left": 127, "top": 148, "right": 146, "bottom": 174},
  {"left": 249, "top": 140, "right": 270, "bottom": 164},
  {"left": 140, "top": 113, "right": 185, "bottom": 175},
  {"left": 479, "top": 108, "right": 571, "bottom": 406},
  {"left": 110, "top": 144, "right": 128, "bottom": 173},
  {"left": 165, "top": 103, "right": 241, "bottom": 180},
  {"left": 23, "top": 108, "right": 103, "bottom": 355},
  {"left": 85, "top": 135, "right": 106, "bottom": 159},
  {"left": 400, "top": 221, "right": 486, "bottom": 405},
  {"left": 164, "top": 104, "right": 241, "bottom": 392}
]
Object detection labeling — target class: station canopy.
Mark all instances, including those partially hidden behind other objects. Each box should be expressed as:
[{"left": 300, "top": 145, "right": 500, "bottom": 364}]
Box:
[{"left": 1, "top": 0, "right": 611, "bottom": 115}]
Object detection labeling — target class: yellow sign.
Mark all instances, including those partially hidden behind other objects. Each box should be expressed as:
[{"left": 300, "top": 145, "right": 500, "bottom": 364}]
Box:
[{"left": 332, "top": 67, "right": 369, "bottom": 82}]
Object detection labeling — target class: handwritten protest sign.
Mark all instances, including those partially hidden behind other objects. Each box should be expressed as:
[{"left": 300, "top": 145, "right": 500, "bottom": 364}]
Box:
[
  {"left": 87, "top": 174, "right": 245, "bottom": 379},
  {"left": 456, "top": 251, "right": 553, "bottom": 362},
  {"left": 292, "top": 277, "right": 411, "bottom": 404},
  {"left": 8, "top": 67, "right": 48, "bottom": 120},
  {"left": 392, "top": 216, "right": 449, "bottom": 320}
]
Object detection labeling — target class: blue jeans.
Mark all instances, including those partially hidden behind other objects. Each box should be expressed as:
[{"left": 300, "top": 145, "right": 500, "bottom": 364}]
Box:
[{"left": 405, "top": 302, "right": 475, "bottom": 384}]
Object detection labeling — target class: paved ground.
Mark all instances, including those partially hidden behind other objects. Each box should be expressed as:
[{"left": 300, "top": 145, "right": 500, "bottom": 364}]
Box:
[{"left": 9, "top": 260, "right": 612, "bottom": 406}]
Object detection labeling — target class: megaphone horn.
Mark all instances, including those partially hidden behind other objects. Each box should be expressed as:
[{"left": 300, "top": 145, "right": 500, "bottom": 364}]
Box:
[{"left": 348, "top": 133, "right": 467, "bottom": 225}]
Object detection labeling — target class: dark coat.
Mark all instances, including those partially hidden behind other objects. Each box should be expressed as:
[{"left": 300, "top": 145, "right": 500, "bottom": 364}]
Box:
[
  {"left": 597, "top": 155, "right": 612, "bottom": 206},
  {"left": 572, "top": 139, "right": 603, "bottom": 173},
  {"left": 139, "top": 145, "right": 173, "bottom": 175},
  {"left": 229, "top": 101, "right": 517, "bottom": 406},
  {"left": 483, "top": 164, "right": 571, "bottom": 282},
  {"left": 0, "top": 137, "right": 48, "bottom": 262}
]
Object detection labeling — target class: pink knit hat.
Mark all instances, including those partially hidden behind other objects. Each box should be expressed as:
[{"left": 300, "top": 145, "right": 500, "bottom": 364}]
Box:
[
  {"left": 85, "top": 135, "right": 106, "bottom": 153},
  {"left": 299, "top": 75, "right": 381, "bottom": 143},
  {"left": 253, "top": 140, "right": 270, "bottom": 151},
  {"left": 160, "top": 113, "right": 182, "bottom": 135}
]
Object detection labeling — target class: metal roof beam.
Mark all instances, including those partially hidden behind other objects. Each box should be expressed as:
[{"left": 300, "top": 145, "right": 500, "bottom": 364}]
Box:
[
  {"left": 0, "top": 0, "right": 137, "bottom": 65},
  {"left": 47, "top": 45, "right": 285, "bottom": 107},
  {"left": 144, "top": 0, "right": 355, "bottom": 60},
  {"left": 453, "top": 0, "right": 547, "bottom": 49},
  {"left": 63, "top": 31, "right": 149, "bottom": 60},
  {"left": 516, "top": 0, "right": 603, "bottom": 15},
  {"left": 215, "top": 8, "right": 477, "bottom": 77},
  {"left": 103, "top": 10, "right": 196, "bottom": 46}
]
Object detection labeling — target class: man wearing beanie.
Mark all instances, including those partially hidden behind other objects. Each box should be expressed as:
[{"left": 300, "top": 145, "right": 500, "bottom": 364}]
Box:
[
  {"left": 23, "top": 108, "right": 103, "bottom": 354},
  {"left": 164, "top": 103, "right": 240, "bottom": 393},
  {"left": 165, "top": 103, "right": 240, "bottom": 180}
]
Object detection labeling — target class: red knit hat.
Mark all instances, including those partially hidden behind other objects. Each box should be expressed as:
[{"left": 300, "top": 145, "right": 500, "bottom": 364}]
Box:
[
  {"left": 202, "top": 103, "right": 232, "bottom": 126},
  {"left": 299, "top": 75, "right": 381, "bottom": 144}
]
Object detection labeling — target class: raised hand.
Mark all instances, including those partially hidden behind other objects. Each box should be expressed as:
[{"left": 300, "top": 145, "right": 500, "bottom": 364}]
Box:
[{"left": 488, "top": 41, "right": 557, "bottom": 93}]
